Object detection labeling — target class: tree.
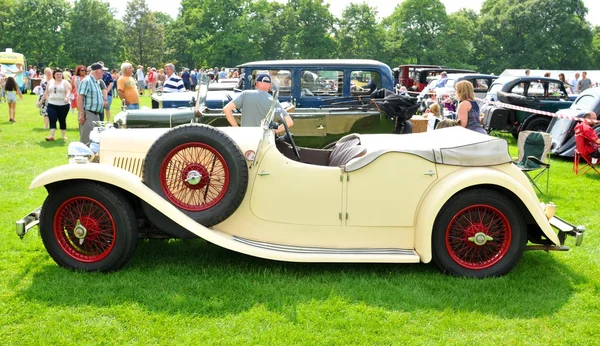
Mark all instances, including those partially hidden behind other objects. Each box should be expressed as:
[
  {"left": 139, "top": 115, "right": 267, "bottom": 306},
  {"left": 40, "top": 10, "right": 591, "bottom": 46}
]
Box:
[
  {"left": 476, "top": 0, "right": 592, "bottom": 73},
  {"left": 335, "top": 3, "right": 384, "bottom": 59},
  {"left": 122, "top": 0, "right": 165, "bottom": 67},
  {"left": 438, "top": 9, "right": 479, "bottom": 70},
  {"left": 278, "top": 0, "right": 336, "bottom": 59},
  {"left": 5, "top": 0, "right": 71, "bottom": 67},
  {"left": 67, "top": 0, "right": 122, "bottom": 68},
  {"left": 382, "top": 0, "right": 448, "bottom": 65}
]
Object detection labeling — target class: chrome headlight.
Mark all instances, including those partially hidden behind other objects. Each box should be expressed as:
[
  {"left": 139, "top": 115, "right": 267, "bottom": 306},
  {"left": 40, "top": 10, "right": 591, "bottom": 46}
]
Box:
[{"left": 68, "top": 142, "right": 95, "bottom": 164}]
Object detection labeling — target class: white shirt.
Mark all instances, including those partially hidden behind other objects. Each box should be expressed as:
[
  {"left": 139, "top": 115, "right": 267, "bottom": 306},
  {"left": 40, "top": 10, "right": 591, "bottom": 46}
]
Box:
[{"left": 569, "top": 78, "right": 579, "bottom": 94}]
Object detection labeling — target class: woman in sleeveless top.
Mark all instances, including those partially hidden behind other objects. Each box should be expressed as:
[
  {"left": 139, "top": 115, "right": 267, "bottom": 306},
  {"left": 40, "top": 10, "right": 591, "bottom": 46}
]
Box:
[
  {"left": 37, "top": 68, "right": 72, "bottom": 141},
  {"left": 455, "top": 80, "right": 486, "bottom": 134}
]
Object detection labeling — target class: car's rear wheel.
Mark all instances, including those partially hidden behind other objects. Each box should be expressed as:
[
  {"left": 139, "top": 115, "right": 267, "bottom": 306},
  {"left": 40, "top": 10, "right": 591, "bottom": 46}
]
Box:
[
  {"left": 143, "top": 124, "right": 248, "bottom": 227},
  {"left": 39, "top": 182, "right": 138, "bottom": 272},
  {"left": 523, "top": 116, "right": 550, "bottom": 133},
  {"left": 432, "top": 189, "right": 526, "bottom": 278}
]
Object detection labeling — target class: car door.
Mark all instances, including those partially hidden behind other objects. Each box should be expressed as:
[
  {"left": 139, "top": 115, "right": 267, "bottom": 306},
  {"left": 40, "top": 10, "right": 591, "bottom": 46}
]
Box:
[
  {"left": 344, "top": 152, "right": 438, "bottom": 227},
  {"left": 250, "top": 146, "right": 343, "bottom": 226}
]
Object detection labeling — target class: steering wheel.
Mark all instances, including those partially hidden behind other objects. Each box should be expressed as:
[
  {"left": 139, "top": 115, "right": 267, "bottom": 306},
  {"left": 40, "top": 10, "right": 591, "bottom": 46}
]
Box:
[{"left": 279, "top": 112, "right": 300, "bottom": 160}]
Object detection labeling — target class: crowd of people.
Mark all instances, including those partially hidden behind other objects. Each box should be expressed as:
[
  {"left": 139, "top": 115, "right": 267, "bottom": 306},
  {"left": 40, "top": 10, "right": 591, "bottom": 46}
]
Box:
[{"left": 1, "top": 60, "right": 239, "bottom": 144}]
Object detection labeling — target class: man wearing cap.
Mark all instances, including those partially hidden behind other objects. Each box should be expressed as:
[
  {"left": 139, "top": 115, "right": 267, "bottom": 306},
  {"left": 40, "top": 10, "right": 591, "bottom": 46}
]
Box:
[
  {"left": 77, "top": 63, "right": 105, "bottom": 145},
  {"left": 223, "top": 73, "right": 293, "bottom": 134}
]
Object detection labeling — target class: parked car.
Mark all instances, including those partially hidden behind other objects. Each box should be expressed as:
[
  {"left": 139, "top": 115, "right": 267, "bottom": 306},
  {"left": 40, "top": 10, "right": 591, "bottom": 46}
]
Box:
[
  {"left": 16, "top": 101, "right": 583, "bottom": 278},
  {"left": 400, "top": 66, "right": 476, "bottom": 92},
  {"left": 548, "top": 87, "right": 600, "bottom": 157},
  {"left": 115, "top": 59, "right": 403, "bottom": 148},
  {"left": 418, "top": 73, "right": 498, "bottom": 100},
  {"left": 482, "top": 76, "right": 572, "bottom": 136}
]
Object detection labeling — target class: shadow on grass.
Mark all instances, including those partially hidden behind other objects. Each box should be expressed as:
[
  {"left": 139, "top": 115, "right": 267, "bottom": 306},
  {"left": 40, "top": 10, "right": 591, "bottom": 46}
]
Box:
[{"left": 16, "top": 239, "right": 589, "bottom": 320}]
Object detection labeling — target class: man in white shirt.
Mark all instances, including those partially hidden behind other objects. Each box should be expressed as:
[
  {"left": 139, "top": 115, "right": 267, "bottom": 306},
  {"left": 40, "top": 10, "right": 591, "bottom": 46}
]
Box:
[
  {"left": 162, "top": 63, "right": 185, "bottom": 93},
  {"left": 136, "top": 65, "right": 145, "bottom": 96}
]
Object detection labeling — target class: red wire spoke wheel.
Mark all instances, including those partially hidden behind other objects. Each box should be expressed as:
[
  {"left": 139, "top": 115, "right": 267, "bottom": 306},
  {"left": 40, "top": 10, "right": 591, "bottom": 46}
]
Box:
[
  {"left": 160, "top": 142, "right": 230, "bottom": 211},
  {"left": 40, "top": 182, "right": 138, "bottom": 272},
  {"left": 54, "top": 196, "right": 116, "bottom": 262},
  {"left": 432, "top": 189, "right": 526, "bottom": 278},
  {"left": 143, "top": 124, "right": 248, "bottom": 228},
  {"left": 445, "top": 204, "right": 511, "bottom": 270}
]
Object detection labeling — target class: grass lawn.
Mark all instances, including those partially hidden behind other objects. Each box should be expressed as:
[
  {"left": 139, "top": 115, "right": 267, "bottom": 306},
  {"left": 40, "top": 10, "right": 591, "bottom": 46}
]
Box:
[{"left": 1, "top": 93, "right": 599, "bottom": 345}]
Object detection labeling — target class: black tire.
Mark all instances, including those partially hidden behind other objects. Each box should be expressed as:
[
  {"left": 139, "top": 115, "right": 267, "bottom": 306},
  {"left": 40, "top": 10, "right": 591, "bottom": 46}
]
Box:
[
  {"left": 523, "top": 116, "right": 551, "bottom": 133},
  {"left": 432, "top": 189, "right": 527, "bottom": 278},
  {"left": 39, "top": 182, "right": 138, "bottom": 272},
  {"left": 143, "top": 124, "right": 248, "bottom": 227}
]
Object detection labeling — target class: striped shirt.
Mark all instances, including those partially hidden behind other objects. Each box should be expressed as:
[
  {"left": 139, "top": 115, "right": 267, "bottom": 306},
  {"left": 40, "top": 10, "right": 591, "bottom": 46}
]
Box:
[
  {"left": 163, "top": 73, "right": 185, "bottom": 93},
  {"left": 78, "top": 75, "right": 104, "bottom": 112}
]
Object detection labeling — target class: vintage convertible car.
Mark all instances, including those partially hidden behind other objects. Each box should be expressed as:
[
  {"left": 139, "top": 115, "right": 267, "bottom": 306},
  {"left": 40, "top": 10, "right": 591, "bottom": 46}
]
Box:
[
  {"left": 483, "top": 77, "right": 573, "bottom": 137},
  {"left": 547, "top": 87, "right": 600, "bottom": 157},
  {"left": 16, "top": 101, "right": 583, "bottom": 278}
]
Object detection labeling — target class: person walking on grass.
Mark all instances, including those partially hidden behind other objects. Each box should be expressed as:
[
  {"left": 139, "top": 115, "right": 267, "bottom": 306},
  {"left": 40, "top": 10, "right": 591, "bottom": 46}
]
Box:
[
  {"left": 5, "top": 76, "right": 23, "bottom": 122},
  {"left": 37, "top": 68, "right": 72, "bottom": 141},
  {"left": 77, "top": 63, "right": 105, "bottom": 145}
]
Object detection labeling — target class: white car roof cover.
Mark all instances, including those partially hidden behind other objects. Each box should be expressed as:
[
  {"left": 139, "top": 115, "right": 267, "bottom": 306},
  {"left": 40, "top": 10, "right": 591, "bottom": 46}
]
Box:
[{"left": 345, "top": 127, "right": 511, "bottom": 171}]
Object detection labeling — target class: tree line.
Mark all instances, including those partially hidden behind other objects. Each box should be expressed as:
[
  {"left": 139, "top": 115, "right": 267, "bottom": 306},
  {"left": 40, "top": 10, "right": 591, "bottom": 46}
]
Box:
[{"left": 1, "top": 0, "right": 598, "bottom": 75}]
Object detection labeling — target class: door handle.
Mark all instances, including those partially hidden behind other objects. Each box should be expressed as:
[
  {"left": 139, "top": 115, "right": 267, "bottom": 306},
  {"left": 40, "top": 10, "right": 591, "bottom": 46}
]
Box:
[
  {"left": 424, "top": 170, "right": 436, "bottom": 176},
  {"left": 317, "top": 125, "right": 324, "bottom": 130},
  {"left": 258, "top": 171, "right": 270, "bottom": 176}
]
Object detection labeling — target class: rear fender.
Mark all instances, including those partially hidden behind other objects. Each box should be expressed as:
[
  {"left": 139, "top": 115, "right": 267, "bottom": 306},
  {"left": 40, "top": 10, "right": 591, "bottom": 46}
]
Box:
[{"left": 414, "top": 166, "right": 559, "bottom": 263}]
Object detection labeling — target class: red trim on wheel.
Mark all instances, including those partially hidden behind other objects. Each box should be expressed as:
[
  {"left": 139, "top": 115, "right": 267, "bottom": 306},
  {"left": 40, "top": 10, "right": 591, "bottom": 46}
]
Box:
[
  {"left": 53, "top": 197, "right": 116, "bottom": 262},
  {"left": 159, "top": 142, "right": 230, "bottom": 211},
  {"left": 445, "top": 204, "right": 512, "bottom": 270}
]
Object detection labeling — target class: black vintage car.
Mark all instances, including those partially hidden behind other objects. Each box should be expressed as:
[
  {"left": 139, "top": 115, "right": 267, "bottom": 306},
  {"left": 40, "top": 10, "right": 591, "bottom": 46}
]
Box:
[
  {"left": 482, "top": 77, "right": 573, "bottom": 137},
  {"left": 547, "top": 88, "right": 600, "bottom": 157}
]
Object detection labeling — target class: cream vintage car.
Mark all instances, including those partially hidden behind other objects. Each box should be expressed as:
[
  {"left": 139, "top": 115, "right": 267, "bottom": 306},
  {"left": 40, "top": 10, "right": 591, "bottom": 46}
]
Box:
[{"left": 16, "top": 100, "right": 584, "bottom": 278}]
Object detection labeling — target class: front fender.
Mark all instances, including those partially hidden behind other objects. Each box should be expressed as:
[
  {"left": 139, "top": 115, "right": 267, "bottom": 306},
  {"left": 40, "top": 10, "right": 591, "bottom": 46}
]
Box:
[{"left": 414, "top": 166, "right": 559, "bottom": 263}]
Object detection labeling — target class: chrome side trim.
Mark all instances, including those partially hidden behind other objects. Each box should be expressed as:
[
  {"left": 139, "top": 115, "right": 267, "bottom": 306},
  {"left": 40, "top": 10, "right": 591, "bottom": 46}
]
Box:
[{"left": 233, "top": 236, "right": 417, "bottom": 256}]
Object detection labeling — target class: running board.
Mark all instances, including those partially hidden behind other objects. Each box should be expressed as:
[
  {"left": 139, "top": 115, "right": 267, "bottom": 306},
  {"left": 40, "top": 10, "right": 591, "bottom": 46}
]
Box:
[{"left": 233, "top": 236, "right": 420, "bottom": 263}]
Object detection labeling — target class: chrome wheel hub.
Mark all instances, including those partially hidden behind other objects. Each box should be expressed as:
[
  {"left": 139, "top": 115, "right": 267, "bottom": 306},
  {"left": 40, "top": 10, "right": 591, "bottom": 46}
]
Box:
[
  {"left": 185, "top": 170, "right": 203, "bottom": 185},
  {"left": 73, "top": 219, "right": 87, "bottom": 239},
  {"left": 468, "top": 232, "right": 493, "bottom": 246}
]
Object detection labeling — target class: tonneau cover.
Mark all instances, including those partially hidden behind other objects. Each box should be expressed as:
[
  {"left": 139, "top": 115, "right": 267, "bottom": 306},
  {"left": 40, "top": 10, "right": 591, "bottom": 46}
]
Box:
[{"left": 345, "top": 126, "right": 511, "bottom": 171}]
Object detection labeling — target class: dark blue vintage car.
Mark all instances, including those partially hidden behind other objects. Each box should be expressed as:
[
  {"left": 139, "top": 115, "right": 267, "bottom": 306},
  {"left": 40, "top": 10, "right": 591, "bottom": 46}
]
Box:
[{"left": 547, "top": 87, "right": 600, "bottom": 157}]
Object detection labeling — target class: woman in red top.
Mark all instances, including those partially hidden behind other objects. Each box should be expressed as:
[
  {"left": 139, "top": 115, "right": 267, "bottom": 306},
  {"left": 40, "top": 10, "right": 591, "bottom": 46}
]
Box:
[
  {"left": 70, "top": 65, "right": 86, "bottom": 111},
  {"left": 147, "top": 67, "right": 156, "bottom": 94}
]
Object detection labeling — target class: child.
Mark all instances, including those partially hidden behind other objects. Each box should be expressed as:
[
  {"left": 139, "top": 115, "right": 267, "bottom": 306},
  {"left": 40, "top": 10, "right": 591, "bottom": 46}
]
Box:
[
  {"left": 435, "top": 119, "right": 461, "bottom": 129},
  {"left": 5, "top": 76, "right": 23, "bottom": 122},
  {"left": 424, "top": 103, "right": 442, "bottom": 131}
]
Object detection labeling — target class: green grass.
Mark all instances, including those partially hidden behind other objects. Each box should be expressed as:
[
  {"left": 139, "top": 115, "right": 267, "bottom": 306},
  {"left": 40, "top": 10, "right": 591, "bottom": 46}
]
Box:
[{"left": 1, "top": 94, "right": 599, "bottom": 345}]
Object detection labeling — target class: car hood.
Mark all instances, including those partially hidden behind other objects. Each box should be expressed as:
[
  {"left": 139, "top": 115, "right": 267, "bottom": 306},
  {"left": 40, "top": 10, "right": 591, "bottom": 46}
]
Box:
[{"left": 348, "top": 127, "right": 511, "bottom": 170}]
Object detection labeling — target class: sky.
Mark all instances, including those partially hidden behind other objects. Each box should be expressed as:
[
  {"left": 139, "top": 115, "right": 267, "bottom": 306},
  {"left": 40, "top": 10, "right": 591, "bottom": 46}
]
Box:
[{"left": 107, "top": 0, "right": 600, "bottom": 26}]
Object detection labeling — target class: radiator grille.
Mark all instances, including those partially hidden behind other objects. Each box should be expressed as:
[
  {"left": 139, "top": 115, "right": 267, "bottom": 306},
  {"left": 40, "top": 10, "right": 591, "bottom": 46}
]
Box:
[{"left": 113, "top": 157, "right": 145, "bottom": 177}]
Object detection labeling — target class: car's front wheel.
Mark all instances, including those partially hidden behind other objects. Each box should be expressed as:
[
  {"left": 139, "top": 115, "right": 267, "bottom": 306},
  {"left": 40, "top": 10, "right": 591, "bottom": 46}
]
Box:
[
  {"left": 432, "top": 189, "right": 526, "bottom": 278},
  {"left": 39, "top": 182, "right": 138, "bottom": 272}
]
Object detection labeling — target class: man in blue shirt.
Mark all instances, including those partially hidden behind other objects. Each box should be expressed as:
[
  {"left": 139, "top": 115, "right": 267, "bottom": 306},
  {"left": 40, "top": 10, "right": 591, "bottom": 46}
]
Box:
[
  {"left": 99, "top": 62, "right": 114, "bottom": 122},
  {"left": 436, "top": 71, "right": 448, "bottom": 88}
]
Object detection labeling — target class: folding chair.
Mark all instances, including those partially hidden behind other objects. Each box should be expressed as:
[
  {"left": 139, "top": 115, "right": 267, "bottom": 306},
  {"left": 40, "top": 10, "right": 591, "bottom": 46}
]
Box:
[
  {"left": 513, "top": 131, "right": 552, "bottom": 194},
  {"left": 573, "top": 150, "right": 600, "bottom": 175},
  {"left": 573, "top": 126, "right": 600, "bottom": 175}
]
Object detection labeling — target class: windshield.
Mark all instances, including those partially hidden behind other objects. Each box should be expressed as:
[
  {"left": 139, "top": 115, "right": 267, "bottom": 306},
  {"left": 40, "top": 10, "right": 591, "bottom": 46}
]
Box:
[
  {"left": 252, "top": 89, "right": 280, "bottom": 168},
  {"left": 574, "top": 94, "right": 598, "bottom": 110},
  {"left": 194, "top": 74, "right": 210, "bottom": 113}
]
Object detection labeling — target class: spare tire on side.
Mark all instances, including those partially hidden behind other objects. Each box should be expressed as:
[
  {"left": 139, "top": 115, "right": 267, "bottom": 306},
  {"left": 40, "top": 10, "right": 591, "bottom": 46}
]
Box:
[{"left": 143, "top": 124, "right": 248, "bottom": 227}]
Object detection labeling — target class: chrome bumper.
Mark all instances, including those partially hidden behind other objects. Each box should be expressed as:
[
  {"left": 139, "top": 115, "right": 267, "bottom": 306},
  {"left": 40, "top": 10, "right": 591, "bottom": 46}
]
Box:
[
  {"left": 16, "top": 207, "right": 41, "bottom": 239},
  {"left": 550, "top": 216, "right": 585, "bottom": 246}
]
